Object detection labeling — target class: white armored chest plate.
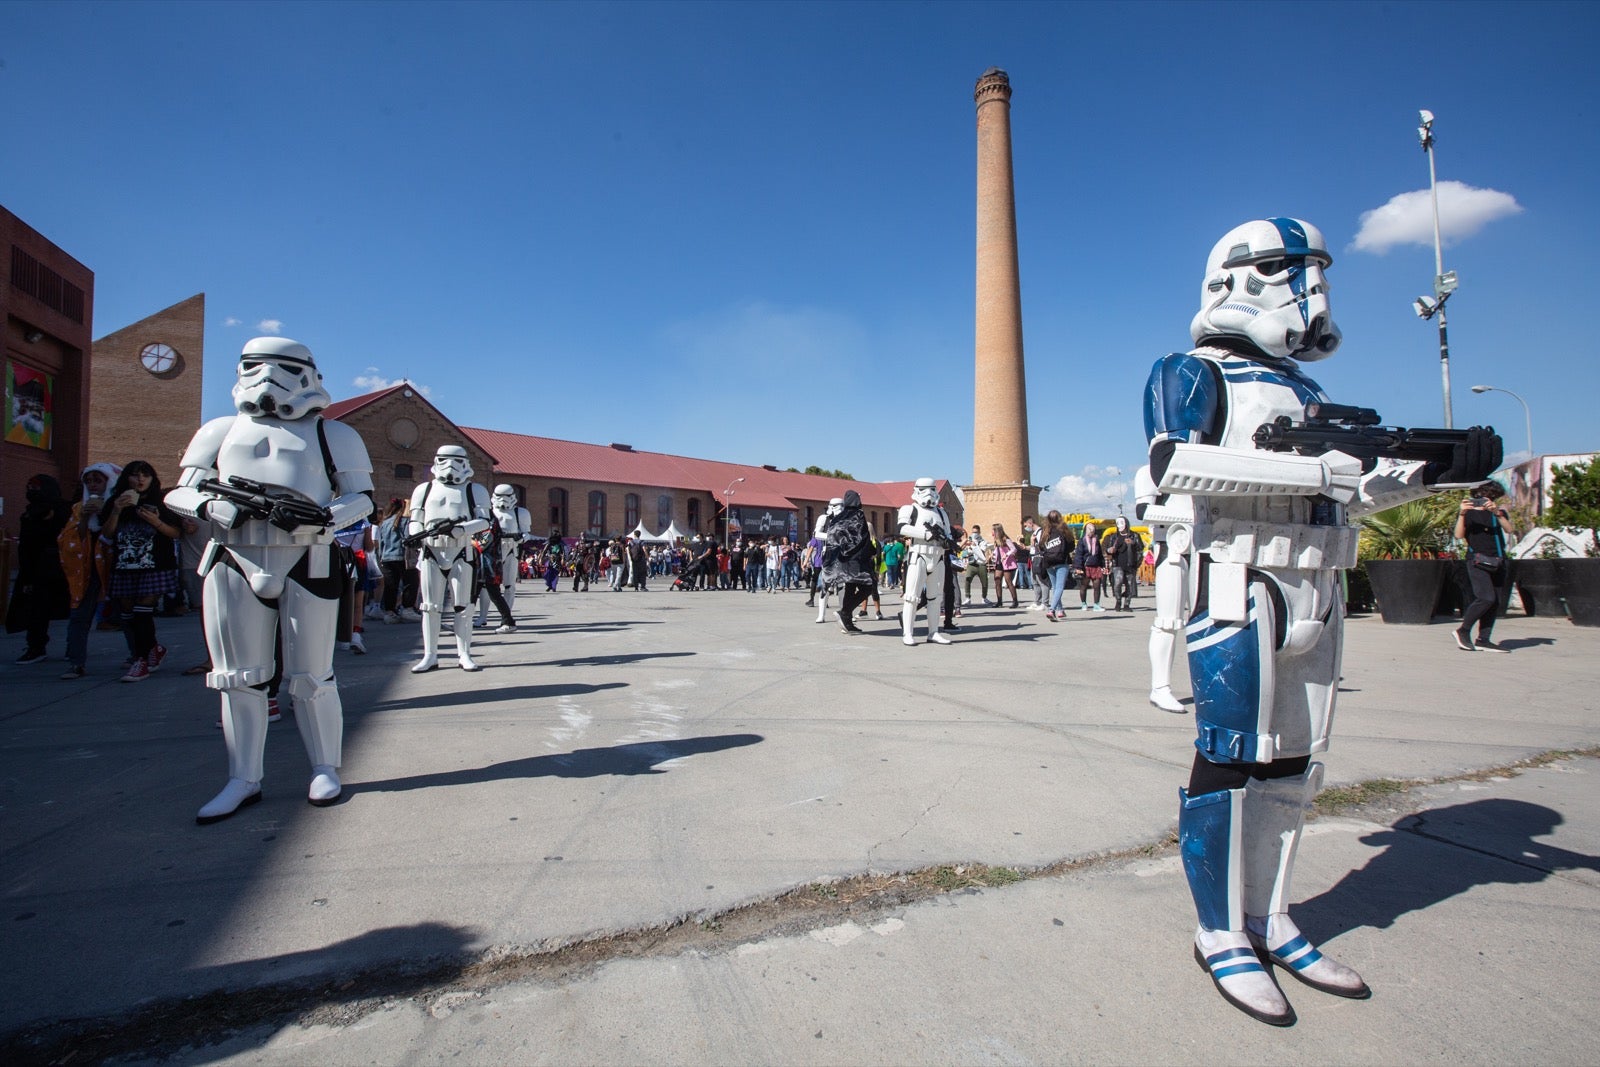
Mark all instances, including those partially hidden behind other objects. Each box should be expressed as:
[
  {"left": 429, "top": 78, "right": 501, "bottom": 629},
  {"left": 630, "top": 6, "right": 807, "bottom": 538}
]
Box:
[
  {"left": 217, "top": 417, "right": 332, "bottom": 503},
  {"left": 1203, "top": 353, "right": 1329, "bottom": 452}
]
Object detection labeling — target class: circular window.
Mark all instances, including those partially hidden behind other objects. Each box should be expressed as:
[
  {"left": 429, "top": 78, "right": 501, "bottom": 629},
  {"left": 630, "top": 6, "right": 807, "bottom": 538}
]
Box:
[
  {"left": 387, "top": 417, "right": 420, "bottom": 449},
  {"left": 140, "top": 343, "right": 179, "bottom": 376}
]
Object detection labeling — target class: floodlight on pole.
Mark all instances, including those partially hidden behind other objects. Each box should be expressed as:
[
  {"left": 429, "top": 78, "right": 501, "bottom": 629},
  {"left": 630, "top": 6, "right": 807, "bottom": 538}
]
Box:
[
  {"left": 723, "top": 477, "right": 745, "bottom": 555},
  {"left": 1470, "top": 384, "right": 1533, "bottom": 459},
  {"left": 1417, "top": 109, "right": 1455, "bottom": 427}
]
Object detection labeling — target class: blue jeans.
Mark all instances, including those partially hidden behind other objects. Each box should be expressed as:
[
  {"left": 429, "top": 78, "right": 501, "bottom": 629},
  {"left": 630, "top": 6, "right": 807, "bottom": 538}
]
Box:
[
  {"left": 65, "top": 570, "right": 104, "bottom": 669},
  {"left": 1048, "top": 565, "right": 1070, "bottom": 613}
]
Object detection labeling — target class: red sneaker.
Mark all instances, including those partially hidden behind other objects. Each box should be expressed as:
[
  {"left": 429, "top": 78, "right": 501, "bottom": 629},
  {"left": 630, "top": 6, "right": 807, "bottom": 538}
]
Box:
[
  {"left": 121, "top": 658, "right": 151, "bottom": 683},
  {"left": 147, "top": 644, "right": 168, "bottom": 671},
  {"left": 267, "top": 697, "right": 283, "bottom": 722}
]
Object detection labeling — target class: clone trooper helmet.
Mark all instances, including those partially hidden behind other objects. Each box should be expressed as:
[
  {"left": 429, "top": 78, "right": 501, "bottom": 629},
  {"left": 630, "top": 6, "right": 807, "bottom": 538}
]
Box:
[
  {"left": 826, "top": 497, "right": 844, "bottom": 519},
  {"left": 432, "top": 445, "right": 473, "bottom": 485},
  {"left": 911, "top": 478, "right": 939, "bottom": 508},
  {"left": 232, "top": 337, "right": 333, "bottom": 419},
  {"left": 1189, "top": 218, "right": 1341, "bottom": 362},
  {"left": 492, "top": 484, "right": 519, "bottom": 511}
]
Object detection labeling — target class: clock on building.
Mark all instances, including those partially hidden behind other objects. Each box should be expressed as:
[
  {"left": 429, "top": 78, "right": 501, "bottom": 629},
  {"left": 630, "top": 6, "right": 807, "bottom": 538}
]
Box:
[{"left": 140, "top": 343, "right": 179, "bottom": 376}]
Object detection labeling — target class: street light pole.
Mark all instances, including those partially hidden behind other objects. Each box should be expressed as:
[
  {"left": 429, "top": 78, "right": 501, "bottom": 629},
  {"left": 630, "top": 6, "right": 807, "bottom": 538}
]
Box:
[
  {"left": 1416, "top": 110, "right": 1456, "bottom": 427},
  {"left": 723, "top": 477, "right": 745, "bottom": 556},
  {"left": 1471, "top": 384, "right": 1533, "bottom": 458}
]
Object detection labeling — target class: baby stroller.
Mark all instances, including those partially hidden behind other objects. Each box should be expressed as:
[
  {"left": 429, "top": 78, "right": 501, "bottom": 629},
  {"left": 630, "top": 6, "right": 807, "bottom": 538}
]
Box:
[{"left": 670, "top": 557, "right": 705, "bottom": 591}]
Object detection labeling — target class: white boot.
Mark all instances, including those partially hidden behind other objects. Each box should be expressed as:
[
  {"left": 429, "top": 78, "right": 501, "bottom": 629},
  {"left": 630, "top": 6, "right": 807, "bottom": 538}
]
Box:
[
  {"left": 454, "top": 609, "right": 480, "bottom": 671},
  {"left": 308, "top": 764, "right": 341, "bottom": 807},
  {"left": 1150, "top": 685, "right": 1185, "bottom": 713},
  {"left": 1194, "top": 926, "right": 1295, "bottom": 1026},
  {"left": 197, "top": 777, "right": 262, "bottom": 824},
  {"left": 901, "top": 603, "right": 917, "bottom": 646},
  {"left": 1247, "top": 912, "right": 1369, "bottom": 999},
  {"left": 816, "top": 592, "right": 829, "bottom": 624},
  {"left": 928, "top": 627, "right": 951, "bottom": 644},
  {"left": 412, "top": 609, "right": 441, "bottom": 673}
]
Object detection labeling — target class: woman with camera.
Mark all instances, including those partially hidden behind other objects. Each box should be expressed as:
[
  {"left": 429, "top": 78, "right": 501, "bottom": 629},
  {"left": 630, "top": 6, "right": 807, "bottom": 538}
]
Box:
[{"left": 1454, "top": 487, "right": 1512, "bottom": 653}]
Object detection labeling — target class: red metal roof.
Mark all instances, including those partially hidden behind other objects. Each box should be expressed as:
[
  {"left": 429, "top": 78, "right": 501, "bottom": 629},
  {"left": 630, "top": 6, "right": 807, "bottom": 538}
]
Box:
[
  {"left": 321, "top": 384, "right": 407, "bottom": 421},
  {"left": 460, "top": 426, "right": 937, "bottom": 511}
]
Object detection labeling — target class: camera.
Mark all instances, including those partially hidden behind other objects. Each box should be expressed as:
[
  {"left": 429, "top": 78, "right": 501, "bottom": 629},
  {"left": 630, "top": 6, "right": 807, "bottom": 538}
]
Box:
[{"left": 1468, "top": 496, "right": 1489, "bottom": 508}]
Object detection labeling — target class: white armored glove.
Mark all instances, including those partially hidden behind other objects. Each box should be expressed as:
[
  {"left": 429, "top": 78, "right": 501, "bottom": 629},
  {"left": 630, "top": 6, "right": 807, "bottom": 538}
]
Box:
[{"left": 1321, "top": 450, "right": 1364, "bottom": 506}]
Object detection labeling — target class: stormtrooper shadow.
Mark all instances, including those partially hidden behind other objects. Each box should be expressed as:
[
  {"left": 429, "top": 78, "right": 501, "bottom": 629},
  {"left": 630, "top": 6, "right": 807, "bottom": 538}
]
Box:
[
  {"left": 352, "top": 733, "right": 765, "bottom": 795},
  {"left": 1294, "top": 797, "right": 1600, "bottom": 941}
]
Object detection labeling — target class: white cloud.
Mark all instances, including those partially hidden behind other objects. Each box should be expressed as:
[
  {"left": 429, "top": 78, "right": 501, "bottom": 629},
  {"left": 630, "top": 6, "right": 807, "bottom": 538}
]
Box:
[
  {"left": 223, "top": 316, "right": 242, "bottom": 327},
  {"left": 1037, "top": 465, "right": 1132, "bottom": 518},
  {"left": 1350, "top": 180, "right": 1523, "bottom": 254},
  {"left": 256, "top": 318, "right": 285, "bottom": 334},
  {"left": 353, "top": 367, "right": 431, "bottom": 398}
]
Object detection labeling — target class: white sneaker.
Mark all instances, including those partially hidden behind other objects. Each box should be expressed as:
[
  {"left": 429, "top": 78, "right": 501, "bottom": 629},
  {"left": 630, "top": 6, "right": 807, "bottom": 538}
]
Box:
[
  {"left": 495, "top": 623, "right": 517, "bottom": 634},
  {"left": 929, "top": 632, "right": 952, "bottom": 645},
  {"left": 382, "top": 611, "right": 401, "bottom": 624},
  {"left": 349, "top": 632, "right": 366, "bottom": 654},
  {"left": 1149, "top": 686, "right": 1185, "bottom": 714}
]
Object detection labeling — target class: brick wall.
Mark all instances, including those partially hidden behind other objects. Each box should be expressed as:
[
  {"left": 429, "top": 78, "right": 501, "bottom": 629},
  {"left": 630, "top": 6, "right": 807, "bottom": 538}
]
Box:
[
  {"left": 328, "top": 389, "right": 494, "bottom": 512},
  {"left": 88, "top": 293, "right": 204, "bottom": 482}
]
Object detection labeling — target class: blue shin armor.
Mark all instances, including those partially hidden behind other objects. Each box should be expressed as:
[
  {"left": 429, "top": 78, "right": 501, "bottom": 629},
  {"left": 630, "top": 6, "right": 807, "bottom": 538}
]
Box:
[
  {"left": 1186, "top": 590, "right": 1276, "bottom": 764},
  {"left": 1179, "top": 786, "right": 1245, "bottom": 932}
]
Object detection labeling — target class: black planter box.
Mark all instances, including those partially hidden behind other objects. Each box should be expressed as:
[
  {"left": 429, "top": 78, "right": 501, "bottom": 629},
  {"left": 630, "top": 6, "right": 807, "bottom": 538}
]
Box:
[
  {"left": 1366, "top": 559, "right": 1450, "bottom": 624},
  {"left": 1552, "top": 558, "right": 1600, "bottom": 626},
  {"left": 1512, "top": 558, "right": 1565, "bottom": 617}
]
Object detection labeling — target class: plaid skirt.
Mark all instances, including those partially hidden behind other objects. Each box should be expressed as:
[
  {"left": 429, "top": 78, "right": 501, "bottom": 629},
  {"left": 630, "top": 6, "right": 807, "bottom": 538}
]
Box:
[{"left": 108, "top": 568, "right": 179, "bottom": 599}]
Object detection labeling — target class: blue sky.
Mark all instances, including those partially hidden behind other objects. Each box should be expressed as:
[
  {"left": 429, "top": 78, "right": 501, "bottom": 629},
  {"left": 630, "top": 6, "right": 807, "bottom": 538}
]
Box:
[{"left": 4, "top": 1, "right": 1595, "bottom": 514}]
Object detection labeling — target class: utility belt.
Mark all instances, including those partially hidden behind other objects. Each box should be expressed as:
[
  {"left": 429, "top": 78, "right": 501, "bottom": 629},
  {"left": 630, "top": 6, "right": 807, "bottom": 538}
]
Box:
[{"left": 1192, "top": 518, "right": 1358, "bottom": 572}]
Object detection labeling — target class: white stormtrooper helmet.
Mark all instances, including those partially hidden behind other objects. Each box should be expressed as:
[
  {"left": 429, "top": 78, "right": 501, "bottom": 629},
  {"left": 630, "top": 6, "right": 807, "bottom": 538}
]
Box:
[
  {"left": 1190, "top": 218, "right": 1341, "bottom": 362},
  {"left": 911, "top": 478, "right": 939, "bottom": 508},
  {"left": 232, "top": 337, "right": 332, "bottom": 419},
  {"left": 492, "top": 484, "right": 519, "bottom": 512},
  {"left": 826, "top": 497, "right": 845, "bottom": 519},
  {"left": 432, "top": 445, "right": 473, "bottom": 485}
]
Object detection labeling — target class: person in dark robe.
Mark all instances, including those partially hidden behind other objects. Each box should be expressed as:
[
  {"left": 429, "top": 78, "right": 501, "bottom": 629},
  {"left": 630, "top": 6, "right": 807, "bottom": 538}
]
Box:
[{"left": 822, "top": 491, "right": 875, "bottom": 634}]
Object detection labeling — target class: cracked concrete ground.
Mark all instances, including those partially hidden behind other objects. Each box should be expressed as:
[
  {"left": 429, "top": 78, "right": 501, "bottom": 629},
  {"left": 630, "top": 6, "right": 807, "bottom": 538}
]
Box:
[{"left": 2, "top": 585, "right": 1597, "bottom": 1062}]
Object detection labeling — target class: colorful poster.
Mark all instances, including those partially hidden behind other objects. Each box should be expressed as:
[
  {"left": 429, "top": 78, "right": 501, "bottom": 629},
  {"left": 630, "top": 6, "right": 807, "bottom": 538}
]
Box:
[{"left": 5, "top": 361, "right": 54, "bottom": 449}]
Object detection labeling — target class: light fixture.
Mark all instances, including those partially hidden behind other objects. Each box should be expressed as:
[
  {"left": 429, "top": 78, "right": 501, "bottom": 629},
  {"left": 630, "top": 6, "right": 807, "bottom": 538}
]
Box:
[{"left": 24, "top": 329, "right": 44, "bottom": 344}]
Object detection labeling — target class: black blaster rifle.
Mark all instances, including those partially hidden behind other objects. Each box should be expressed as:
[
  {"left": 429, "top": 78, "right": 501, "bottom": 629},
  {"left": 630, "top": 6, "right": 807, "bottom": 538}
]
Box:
[
  {"left": 402, "top": 517, "right": 461, "bottom": 548},
  {"left": 199, "top": 475, "right": 334, "bottom": 532},
  {"left": 1253, "top": 402, "right": 1502, "bottom": 482},
  {"left": 922, "top": 520, "right": 957, "bottom": 551}
]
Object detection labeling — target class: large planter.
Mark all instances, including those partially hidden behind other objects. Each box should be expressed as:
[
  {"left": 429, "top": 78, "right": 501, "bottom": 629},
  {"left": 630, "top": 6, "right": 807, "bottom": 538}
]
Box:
[
  {"left": 1552, "top": 558, "right": 1600, "bottom": 626},
  {"left": 1365, "top": 559, "right": 1451, "bottom": 624},
  {"left": 1512, "top": 558, "right": 1565, "bottom": 617}
]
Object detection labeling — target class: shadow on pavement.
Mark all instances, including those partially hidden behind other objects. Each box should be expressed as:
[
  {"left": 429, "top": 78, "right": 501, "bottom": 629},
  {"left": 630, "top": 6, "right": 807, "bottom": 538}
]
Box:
[
  {"left": 353, "top": 733, "right": 766, "bottom": 794},
  {"left": 1297, "top": 799, "right": 1600, "bottom": 940},
  {"left": 364, "top": 681, "right": 628, "bottom": 714}
]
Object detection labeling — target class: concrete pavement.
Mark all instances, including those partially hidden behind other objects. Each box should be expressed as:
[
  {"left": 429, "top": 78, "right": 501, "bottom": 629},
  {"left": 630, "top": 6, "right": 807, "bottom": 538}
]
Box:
[{"left": 2, "top": 582, "right": 1597, "bottom": 1062}]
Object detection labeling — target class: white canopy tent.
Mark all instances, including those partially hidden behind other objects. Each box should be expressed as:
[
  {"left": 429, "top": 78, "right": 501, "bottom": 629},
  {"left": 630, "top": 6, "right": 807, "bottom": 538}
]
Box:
[
  {"left": 627, "top": 522, "right": 670, "bottom": 543},
  {"left": 658, "top": 521, "right": 688, "bottom": 543}
]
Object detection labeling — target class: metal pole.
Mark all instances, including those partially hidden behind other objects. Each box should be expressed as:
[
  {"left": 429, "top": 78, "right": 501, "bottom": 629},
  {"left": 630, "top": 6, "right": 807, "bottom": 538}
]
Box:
[{"left": 1423, "top": 117, "right": 1453, "bottom": 427}]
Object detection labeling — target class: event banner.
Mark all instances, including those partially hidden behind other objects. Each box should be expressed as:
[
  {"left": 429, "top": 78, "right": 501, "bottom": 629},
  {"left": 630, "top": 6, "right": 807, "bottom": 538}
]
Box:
[{"left": 5, "top": 361, "right": 53, "bottom": 450}]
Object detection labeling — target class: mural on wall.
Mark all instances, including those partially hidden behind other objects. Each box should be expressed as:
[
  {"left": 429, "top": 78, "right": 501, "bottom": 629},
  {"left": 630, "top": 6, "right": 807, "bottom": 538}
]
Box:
[{"left": 5, "top": 361, "right": 53, "bottom": 449}]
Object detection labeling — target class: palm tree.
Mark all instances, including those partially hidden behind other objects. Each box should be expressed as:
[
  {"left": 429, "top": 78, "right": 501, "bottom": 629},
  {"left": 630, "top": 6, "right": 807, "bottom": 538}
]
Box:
[{"left": 1359, "top": 500, "right": 1451, "bottom": 560}]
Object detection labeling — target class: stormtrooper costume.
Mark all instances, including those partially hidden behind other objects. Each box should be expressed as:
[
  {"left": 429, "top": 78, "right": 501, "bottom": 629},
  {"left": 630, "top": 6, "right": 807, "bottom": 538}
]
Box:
[
  {"left": 410, "top": 446, "right": 492, "bottom": 673},
  {"left": 167, "top": 338, "right": 374, "bottom": 823},
  {"left": 1147, "top": 219, "right": 1498, "bottom": 1025},
  {"left": 1135, "top": 465, "right": 1190, "bottom": 714},
  {"left": 813, "top": 498, "right": 843, "bottom": 623},
  {"left": 476, "top": 484, "right": 531, "bottom": 624},
  {"left": 897, "top": 478, "right": 953, "bottom": 646}
]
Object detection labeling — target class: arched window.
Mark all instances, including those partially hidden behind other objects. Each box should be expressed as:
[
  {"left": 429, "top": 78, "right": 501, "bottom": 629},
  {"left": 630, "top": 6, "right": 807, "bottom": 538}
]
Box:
[
  {"left": 657, "top": 494, "right": 673, "bottom": 531},
  {"left": 548, "top": 488, "right": 568, "bottom": 537},
  {"left": 624, "top": 493, "right": 640, "bottom": 532},
  {"left": 804, "top": 506, "right": 814, "bottom": 535},
  {"left": 587, "top": 491, "right": 606, "bottom": 536},
  {"left": 687, "top": 498, "right": 701, "bottom": 533}
]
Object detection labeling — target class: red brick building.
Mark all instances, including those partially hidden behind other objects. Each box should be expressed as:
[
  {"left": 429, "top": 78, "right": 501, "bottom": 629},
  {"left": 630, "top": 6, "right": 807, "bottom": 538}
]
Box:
[
  {"left": 88, "top": 293, "right": 205, "bottom": 478},
  {"left": 2, "top": 205, "right": 94, "bottom": 541},
  {"left": 324, "top": 384, "right": 961, "bottom": 542}
]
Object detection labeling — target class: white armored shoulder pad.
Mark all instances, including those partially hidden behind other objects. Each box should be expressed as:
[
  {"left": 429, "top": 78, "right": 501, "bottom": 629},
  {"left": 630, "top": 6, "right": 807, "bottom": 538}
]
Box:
[
  {"left": 322, "top": 419, "right": 374, "bottom": 493},
  {"left": 179, "top": 416, "right": 237, "bottom": 474},
  {"left": 1158, "top": 443, "right": 1330, "bottom": 497}
]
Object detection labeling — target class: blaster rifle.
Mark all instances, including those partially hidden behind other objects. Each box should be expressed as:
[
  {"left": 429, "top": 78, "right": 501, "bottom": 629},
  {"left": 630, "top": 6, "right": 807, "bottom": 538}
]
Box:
[
  {"left": 198, "top": 476, "right": 333, "bottom": 532},
  {"left": 922, "top": 520, "right": 956, "bottom": 550},
  {"left": 1253, "top": 402, "right": 1501, "bottom": 480},
  {"left": 402, "top": 517, "right": 461, "bottom": 548}
]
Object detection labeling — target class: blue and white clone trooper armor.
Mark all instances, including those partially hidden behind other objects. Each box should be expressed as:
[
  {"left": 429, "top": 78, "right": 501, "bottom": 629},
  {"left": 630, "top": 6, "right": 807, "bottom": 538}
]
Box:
[
  {"left": 168, "top": 338, "right": 375, "bottom": 823},
  {"left": 409, "top": 446, "right": 492, "bottom": 673},
  {"left": 1146, "top": 219, "right": 1500, "bottom": 1025}
]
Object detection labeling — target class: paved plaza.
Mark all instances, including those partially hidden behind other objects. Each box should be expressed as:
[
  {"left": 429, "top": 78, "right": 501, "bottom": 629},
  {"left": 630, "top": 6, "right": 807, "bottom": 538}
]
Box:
[{"left": 3, "top": 581, "right": 1598, "bottom": 1064}]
